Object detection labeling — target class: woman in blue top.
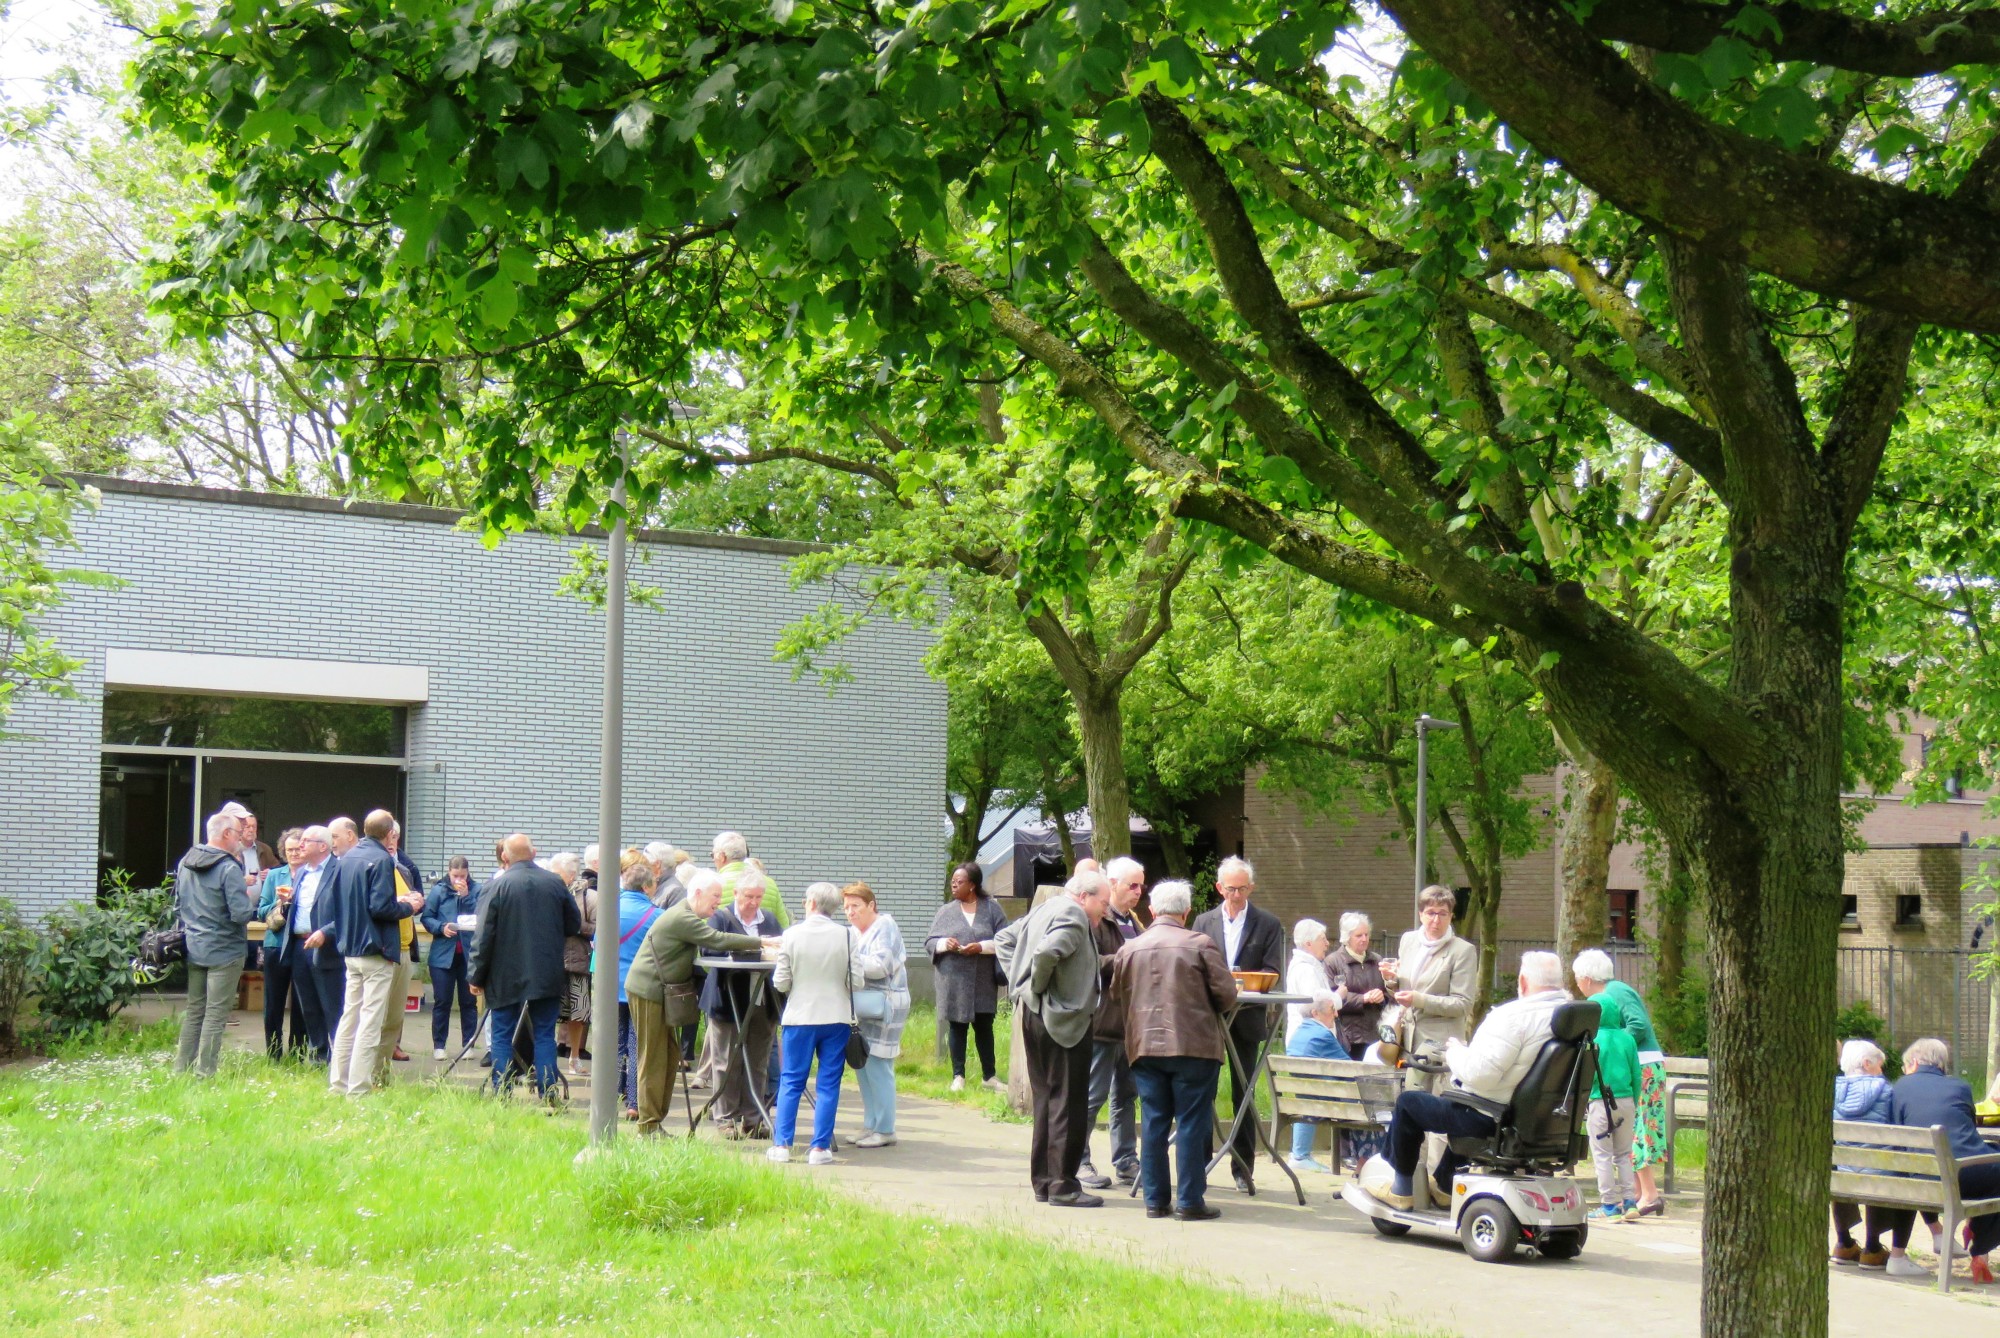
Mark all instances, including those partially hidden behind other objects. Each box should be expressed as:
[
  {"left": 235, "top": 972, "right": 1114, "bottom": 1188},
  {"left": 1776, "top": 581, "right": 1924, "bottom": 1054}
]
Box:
[
  {"left": 254, "top": 828, "right": 306, "bottom": 1060},
  {"left": 613, "top": 853, "right": 665, "bottom": 1120},
  {"left": 420, "top": 856, "right": 482, "bottom": 1060},
  {"left": 1284, "top": 990, "right": 1351, "bottom": 1173}
]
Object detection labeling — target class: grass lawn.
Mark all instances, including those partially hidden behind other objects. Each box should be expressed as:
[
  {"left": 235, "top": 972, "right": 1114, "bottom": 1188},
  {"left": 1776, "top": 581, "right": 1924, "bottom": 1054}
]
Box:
[{"left": 0, "top": 1032, "right": 1387, "bottom": 1336}]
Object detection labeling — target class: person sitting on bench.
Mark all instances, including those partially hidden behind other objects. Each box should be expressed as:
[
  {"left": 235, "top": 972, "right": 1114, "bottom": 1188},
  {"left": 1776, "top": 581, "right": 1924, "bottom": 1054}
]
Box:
[{"left": 1363, "top": 950, "right": 1571, "bottom": 1210}]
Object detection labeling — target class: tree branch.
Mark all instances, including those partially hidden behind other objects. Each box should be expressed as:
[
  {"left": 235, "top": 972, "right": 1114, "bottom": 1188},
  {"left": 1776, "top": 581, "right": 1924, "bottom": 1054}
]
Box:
[{"left": 1580, "top": 0, "right": 2000, "bottom": 79}]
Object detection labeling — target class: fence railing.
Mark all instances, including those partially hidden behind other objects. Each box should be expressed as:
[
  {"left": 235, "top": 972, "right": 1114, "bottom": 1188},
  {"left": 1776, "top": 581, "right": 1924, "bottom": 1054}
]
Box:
[{"left": 1494, "top": 937, "right": 1993, "bottom": 1063}]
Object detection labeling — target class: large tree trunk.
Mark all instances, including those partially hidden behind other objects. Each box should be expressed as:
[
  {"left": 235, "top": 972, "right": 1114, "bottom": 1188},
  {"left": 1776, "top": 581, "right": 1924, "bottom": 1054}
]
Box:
[
  {"left": 1652, "top": 841, "right": 1697, "bottom": 1050},
  {"left": 1073, "top": 683, "right": 1132, "bottom": 861},
  {"left": 1555, "top": 733, "right": 1619, "bottom": 989}
]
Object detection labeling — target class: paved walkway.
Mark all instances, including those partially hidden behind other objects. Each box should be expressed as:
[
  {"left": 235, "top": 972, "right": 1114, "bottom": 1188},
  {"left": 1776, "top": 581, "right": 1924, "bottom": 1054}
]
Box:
[{"left": 144, "top": 1001, "right": 2000, "bottom": 1337}]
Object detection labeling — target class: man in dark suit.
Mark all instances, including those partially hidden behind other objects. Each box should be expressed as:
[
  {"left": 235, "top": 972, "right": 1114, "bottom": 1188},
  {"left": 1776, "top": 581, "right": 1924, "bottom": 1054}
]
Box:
[
  {"left": 470, "top": 832, "right": 581, "bottom": 1095},
  {"left": 1191, "top": 855, "right": 1284, "bottom": 1194},
  {"left": 289, "top": 823, "right": 342, "bottom": 1063}
]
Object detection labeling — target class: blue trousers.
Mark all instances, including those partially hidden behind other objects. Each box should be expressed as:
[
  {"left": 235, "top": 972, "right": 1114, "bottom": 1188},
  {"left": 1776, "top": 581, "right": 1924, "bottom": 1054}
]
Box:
[
  {"left": 1387, "top": 1090, "right": 1497, "bottom": 1191},
  {"left": 430, "top": 956, "right": 477, "bottom": 1050},
  {"left": 619, "top": 1002, "right": 637, "bottom": 1112},
  {"left": 1132, "top": 1056, "right": 1221, "bottom": 1211},
  {"left": 489, "top": 996, "right": 561, "bottom": 1094},
  {"left": 773, "top": 1022, "right": 848, "bottom": 1150},
  {"left": 855, "top": 1052, "right": 897, "bottom": 1134},
  {"left": 305, "top": 956, "right": 345, "bottom": 1065}
]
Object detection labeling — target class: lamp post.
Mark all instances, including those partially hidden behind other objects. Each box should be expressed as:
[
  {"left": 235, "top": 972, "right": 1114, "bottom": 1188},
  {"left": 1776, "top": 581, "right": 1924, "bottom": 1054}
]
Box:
[
  {"left": 588, "top": 444, "right": 628, "bottom": 1146},
  {"left": 1413, "top": 713, "right": 1460, "bottom": 925}
]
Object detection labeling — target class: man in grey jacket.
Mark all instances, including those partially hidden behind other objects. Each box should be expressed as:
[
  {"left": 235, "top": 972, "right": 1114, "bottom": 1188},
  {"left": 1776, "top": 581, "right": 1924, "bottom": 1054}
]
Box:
[
  {"left": 174, "top": 810, "right": 255, "bottom": 1077},
  {"left": 995, "top": 868, "right": 1110, "bottom": 1207}
]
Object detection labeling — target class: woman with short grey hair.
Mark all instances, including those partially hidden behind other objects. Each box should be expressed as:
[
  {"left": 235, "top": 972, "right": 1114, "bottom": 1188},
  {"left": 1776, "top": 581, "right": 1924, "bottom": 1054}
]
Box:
[
  {"left": 770, "top": 880, "right": 866, "bottom": 1164},
  {"left": 1572, "top": 948, "right": 1668, "bottom": 1216},
  {"left": 843, "top": 880, "right": 909, "bottom": 1148},
  {"left": 1285, "top": 918, "right": 1338, "bottom": 1045},
  {"left": 1324, "top": 911, "right": 1386, "bottom": 1057},
  {"left": 1893, "top": 1038, "right": 2000, "bottom": 1281}
]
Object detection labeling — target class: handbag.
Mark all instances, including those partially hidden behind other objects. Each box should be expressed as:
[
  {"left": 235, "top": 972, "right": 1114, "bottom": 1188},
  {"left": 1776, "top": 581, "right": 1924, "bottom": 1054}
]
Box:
[
  {"left": 844, "top": 929, "right": 870, "bottom": 1069},
  {"left": 852, "top": 989, "right": 888, "bottom": 1021},
  {"left": 663, "top": 979, "right": 701, "bottom": 1028}
]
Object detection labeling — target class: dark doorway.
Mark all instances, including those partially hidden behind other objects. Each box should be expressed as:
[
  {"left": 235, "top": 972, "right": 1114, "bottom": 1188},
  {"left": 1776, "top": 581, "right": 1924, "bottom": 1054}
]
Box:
[{"left": 99, "top": 752, "right": 405, "bottom": 892}]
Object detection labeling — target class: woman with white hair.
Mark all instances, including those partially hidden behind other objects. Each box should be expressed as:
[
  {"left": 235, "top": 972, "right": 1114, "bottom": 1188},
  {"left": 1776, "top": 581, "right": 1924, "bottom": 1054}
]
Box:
[
  {"left": 769, "top": 881, "right": 866, "bottom": 1164},
  {"left": 1572, "top": 948, "right": 1668, "bottom": 1217},
  {"left": 1828, "top": 1038, "right": 1923, "bottom": 1273},
  {"left": 1325, "top": 912, "right": 1387, "bottom": 1057},
  {"left": 1285, "top": 919, "right": 1343, "bottom": 1044},
  {"left": 1284, "top": 990, "right": 1350, "bottom": 1173},
  {"left": 1893, "top": 1038, "right": 2000, "bottom": 1282}
]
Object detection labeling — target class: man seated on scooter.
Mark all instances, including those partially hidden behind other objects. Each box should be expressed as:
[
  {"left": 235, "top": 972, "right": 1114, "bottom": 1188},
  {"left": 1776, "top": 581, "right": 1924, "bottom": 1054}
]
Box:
[{"left": 1363, "top": 951, "right": 1571, "bottom": 1210}]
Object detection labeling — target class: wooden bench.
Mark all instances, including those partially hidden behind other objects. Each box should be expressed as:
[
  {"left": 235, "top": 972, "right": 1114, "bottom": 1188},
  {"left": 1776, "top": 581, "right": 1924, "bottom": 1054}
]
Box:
[
  {"left": 1831, "top": 1120, "right": 2000, "bottom": 1293},
  {"left": 1268, "top": 1055, "right": 1390, "bottom": 1162},
  {"left": 1661, "top": 1056, "right": 1709, "bottom": 1193}
]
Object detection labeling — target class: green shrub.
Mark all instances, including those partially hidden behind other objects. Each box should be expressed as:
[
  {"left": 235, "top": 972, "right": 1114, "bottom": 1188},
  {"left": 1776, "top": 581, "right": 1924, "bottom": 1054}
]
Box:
[
  {"left": 1650, "top": 966, "right": 1708, "bottom": 1057},
  {"left": 1834, "top": 998, "right": 1896, "bottom": 1072},
  {"left": 32, "top": 870, "right": 176, "bottom": 1040},
  {"left": 0, "top": 897, "right": 36, "bottom": 1050}
]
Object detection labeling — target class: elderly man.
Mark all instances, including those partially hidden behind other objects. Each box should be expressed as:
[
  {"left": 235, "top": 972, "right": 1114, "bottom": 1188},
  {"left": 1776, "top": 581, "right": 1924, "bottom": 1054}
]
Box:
[
  {"left": 996, "top": 868, "right": 1110, "bottom": 1207},
  {"left": 325, "top": 810, "right": 425, "bottom": 1096},
  {"left": 703, "top": 867, "right": 782, "bottom": 1138},
  {"left": 714, "top": 831, "right": 788, "bottom": 924},
  {"left": 292, "top": 824, "right": 342, "bottom": 1062},
  {"left": 173, "top": 810, "right": 255, "bottom": 1077},
  {"left": 1191, "top": 855, "right": 1284, "bottom": 1194},
  {"left": 471, "top": 833, "right": 580, "bottom": 1095},
  {"left": 627, "top": 868, "right": 776, "bottom": 1135},
  {"left": 1110, "top": 878, "right": 1238, "bottom": 1220},
  {"left": 1363, "top": 950, "right": 1572, "bottom": 1210},
  {"left": 1078, "top": 854, "right": 1147, "bottom": 1189}
]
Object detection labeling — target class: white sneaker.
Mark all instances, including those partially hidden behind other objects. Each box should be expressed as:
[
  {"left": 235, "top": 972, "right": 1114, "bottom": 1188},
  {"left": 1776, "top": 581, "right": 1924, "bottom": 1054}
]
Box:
[
  {"left": 852, "top": 1131, "right": 896, "bottom": 1148},
  {"left": 949, "top": 1076, "right": 966, "bottom": 1093},
  {"left": 981, "top": 1077, "right": 1006, "bottom": 1093},
  {"left": 432, "top": 1049, "right": 446, "bottom": 1061},
  {"left": 1886, "top": 1254, "right": 1931, "bottom": 1279},
  {"left": 807, "top": 1147, "right": 835, "bottom": 1165},
  {"left": 766, "top": 1145, "right": 791, "bottom": 1163},
  {"left": 1288, "top": 1155, "right": 1329, "bottom": 1174}
]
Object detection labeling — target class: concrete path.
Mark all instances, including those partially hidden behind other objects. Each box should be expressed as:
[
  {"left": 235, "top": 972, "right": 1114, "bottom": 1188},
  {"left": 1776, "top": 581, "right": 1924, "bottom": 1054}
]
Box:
[{"left": 148, "top": 1001, "right": 2000, "bottom": 1337}]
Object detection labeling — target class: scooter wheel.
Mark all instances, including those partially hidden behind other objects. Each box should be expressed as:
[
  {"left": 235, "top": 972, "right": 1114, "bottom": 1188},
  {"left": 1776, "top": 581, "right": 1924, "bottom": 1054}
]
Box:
[
  {"left": 1459, "top": 1198, "right": 1520, "bottom": 1263},
  {"left": 1370, "top": 1217, "right": 1412, "bottom": 1238}
]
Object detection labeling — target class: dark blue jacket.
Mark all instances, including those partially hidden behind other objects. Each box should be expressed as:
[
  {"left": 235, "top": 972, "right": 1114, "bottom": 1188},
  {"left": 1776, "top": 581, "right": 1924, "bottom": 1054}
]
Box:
[
  {"left": 701, "top": 905, "right": 779, "bottom": 1022},
  {"left": 420, "top": 877, "right": 481, "bottom": 972},
  {"left": 1892, "top": 1064, "right": 1987, "bottom": 1163},
  {"left": 297, "top": 860, "right": 345, "bottom": 974},
  {"left": 327, "top": 836, "right": 411, "bottom": 961}
]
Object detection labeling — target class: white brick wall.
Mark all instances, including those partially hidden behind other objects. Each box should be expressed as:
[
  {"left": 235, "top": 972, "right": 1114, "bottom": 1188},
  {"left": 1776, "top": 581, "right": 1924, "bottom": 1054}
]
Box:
[{"left": 2, "top": 479, "right": 946, "bottom": 933}]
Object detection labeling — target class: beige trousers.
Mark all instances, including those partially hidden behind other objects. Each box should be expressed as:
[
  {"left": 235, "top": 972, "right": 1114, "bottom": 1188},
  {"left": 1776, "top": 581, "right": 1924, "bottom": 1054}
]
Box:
[{"left": 329, "top": 954, "right": 396, "bottom": 1096}]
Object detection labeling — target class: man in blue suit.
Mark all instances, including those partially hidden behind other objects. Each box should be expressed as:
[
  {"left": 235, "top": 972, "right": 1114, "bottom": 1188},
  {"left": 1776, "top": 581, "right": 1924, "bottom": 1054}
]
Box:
[
  {"left": 287, "top": 823, "right": 342, "bottom": 1063},
  {"left": 324, "top": 809, "right": 424, "bottom": 1096}
]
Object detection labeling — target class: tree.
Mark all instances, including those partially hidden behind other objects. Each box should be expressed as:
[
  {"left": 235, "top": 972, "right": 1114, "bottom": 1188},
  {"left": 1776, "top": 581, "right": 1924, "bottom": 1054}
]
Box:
[
  {"left": 132, "top": 6, "right": 2000, "bottom": 1332},
  {"left": 0, "top": 421, "right": 115, "bottom": 732}
]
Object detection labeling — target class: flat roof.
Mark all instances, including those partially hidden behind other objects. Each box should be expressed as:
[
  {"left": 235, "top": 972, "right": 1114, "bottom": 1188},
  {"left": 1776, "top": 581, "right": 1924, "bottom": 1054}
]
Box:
[{"left": 71, "top": 474, "right": 825, "bottom": 559}]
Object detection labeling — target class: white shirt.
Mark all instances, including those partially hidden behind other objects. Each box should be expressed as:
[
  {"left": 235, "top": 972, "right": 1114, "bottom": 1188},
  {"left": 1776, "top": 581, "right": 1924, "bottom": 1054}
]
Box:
[
  {"left": 293, "top": 861, "right": 328, "bottom": 931},
  {"left": 1402, "top": 931, "right": 1446, "bottom": 987},
  {"left": 736, "top": 907, "right": 766, "bottom": 936},
  {"left": 1222, "top": 903, "right": 1248, "bottom": 968}
]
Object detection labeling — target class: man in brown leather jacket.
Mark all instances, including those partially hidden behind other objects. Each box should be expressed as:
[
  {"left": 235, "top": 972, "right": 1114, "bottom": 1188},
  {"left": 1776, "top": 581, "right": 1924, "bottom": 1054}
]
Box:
[{"left": 1109, "top": 879, "right": 1238, "bottom": 1221}]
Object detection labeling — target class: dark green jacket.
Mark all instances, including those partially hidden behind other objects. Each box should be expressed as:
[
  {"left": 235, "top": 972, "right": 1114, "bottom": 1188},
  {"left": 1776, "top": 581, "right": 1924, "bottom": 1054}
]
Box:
[{"left": 625, "top": 901, "right": 762, "bottom": 1003}]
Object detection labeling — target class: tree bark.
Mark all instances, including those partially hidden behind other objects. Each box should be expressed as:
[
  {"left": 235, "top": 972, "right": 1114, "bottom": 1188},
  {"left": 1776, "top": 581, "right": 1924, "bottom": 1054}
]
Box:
[
  {"left": 1555, "top": 731, "right": 1619, "bottom": 990},
  {"left": 1073, "top": 683, "right": 1132, "bottom": 861}
]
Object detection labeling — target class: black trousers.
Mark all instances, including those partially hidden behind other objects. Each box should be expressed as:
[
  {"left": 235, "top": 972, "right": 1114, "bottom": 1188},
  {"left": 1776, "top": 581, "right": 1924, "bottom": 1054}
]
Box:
[
  {"left": 1021, "top": 1009, "right": 1093, "bottom": 1199},
  {"left": 307, "top": 956, "right": 346, "bottom": 1063},
  {"left": 948, "top": 1013, "right": 997, "bottom": 1080},
  {"left": 260, "top": 941, "right": 308, "bottom": 1059},
  {"left": 1387, "top": 1090, "right": 1497, "bottom": 1191},
  {"left": 1221, "top": 1009, "right": 1266, "bottom": 1180}
]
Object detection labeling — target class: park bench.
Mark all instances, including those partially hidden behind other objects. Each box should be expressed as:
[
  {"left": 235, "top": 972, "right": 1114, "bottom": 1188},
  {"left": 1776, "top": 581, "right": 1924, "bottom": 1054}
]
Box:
[
  {"left": 1661, "top": 1056, "right": 1709, "bottom": 1193},
  {"left": 1830, "top": 1119, "right": 2000, "bottom": 1294},
  {"left": 1268, "top": 1054, "right": 1388, "bottom": 1162}
]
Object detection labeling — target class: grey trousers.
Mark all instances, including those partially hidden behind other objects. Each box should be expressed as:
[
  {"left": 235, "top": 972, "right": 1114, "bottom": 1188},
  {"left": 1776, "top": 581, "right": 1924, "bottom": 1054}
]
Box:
[
  {"left": 176, "top": 961, "right": 243, "bottom": 1077},
  {"left": 1084, "top": 1037, "right": 1139, "bottom": 1173},
  {"left": 710, "top": 1009, "right": 775, "bottom": 1130}
]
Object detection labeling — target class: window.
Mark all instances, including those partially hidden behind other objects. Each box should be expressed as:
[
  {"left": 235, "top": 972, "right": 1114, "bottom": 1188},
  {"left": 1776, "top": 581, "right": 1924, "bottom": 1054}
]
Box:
[
  {"left": 1896, "top": 894, "right": 1923, "bottom": 927},
  {"left": 102, "top": 691, "right": 406, "bottom": 757},
  {"left": 1606, "top": 890, "right": 1638, "bottom": 943},
  {"left": 1841, "top": 894, "right": 1859, "bottom": 927}
]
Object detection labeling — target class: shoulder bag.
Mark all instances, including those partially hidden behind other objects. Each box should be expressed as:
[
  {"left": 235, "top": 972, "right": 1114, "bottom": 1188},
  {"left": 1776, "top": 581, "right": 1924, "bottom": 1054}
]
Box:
[
  {"left": 851, "top": 926, "right": 888, "bottom": 1021},
  {"left": 844, "top": 929, "right": 870, "bottom": 1069}
]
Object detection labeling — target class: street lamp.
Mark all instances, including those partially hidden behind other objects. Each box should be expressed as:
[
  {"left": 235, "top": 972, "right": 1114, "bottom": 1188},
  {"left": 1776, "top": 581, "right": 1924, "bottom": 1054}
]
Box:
[
  {"left": 1413, "top": 713, "right": 1460, "bottom": 925},
  {"left": 588, "top": 436, "right": 630, "bottom": 1146}
]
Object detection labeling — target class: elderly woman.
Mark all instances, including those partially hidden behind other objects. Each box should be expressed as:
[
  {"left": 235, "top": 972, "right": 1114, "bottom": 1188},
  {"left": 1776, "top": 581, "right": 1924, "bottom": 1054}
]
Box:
[
  {"left": 614, "top": 852, "right": 663, "bottom": 1120},
  {"left": 1572, "top": 949, "right": 1668, "bottom": 1217},
  {"left": 1893, "top": 1038, "right": 2000, "bottom": 1283},
  {"left": 1829, "top": 1039, "right": 1930, "bottom": 1276},
  {"left": 844, "top": 880, "right": 911, "bottom": 1148},
  {"left": 925, "top": 862, "right": 1007, "bottom": 1093},
  {"left": 1382, "top": 886, "right": 1479, "bottom": 1061},
  {"left": 1285, "top": 919, "right": 1342, "bottom": 1045},
  {"left": 545, "top": 851, "right": 593, "bottom": 1078},
  {"left": 255, "top": 828, "right": 307, "bottom": 1060},
  {"left": 1285, "top": 990, "right": 1351, "bottom": 1172},
  {"left": 1325, "top": 912, "right": 1388, "bottom": 1057},
  {"left": 769, "top": 881, "right": 866, "bottom": 1164}
]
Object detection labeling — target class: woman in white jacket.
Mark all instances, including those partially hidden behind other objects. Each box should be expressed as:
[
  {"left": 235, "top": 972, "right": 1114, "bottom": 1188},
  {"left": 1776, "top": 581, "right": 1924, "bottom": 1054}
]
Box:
[
  {"left": 1285, "top": 919, "right": 1344, "bottom": 1044},
  {"left": 769, "top": 881, "right": 865, "bottom": 1165}
]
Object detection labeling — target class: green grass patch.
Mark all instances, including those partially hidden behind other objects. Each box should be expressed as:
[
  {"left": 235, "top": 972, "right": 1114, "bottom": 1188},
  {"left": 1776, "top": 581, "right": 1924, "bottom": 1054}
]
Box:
[
  {"left": 1673, "top": 1127, "right": 1708, "bottom": 1175},
  {"left": 0, "top": 1040, "right": 1386, "bottom": 1335}
]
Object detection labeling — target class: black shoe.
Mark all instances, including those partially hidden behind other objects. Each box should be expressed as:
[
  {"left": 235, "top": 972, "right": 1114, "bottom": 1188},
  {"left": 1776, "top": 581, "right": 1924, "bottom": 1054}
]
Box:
[
  {"left": 1077, "top": 1164, "right": 1113, "bottom": 1190},
  {"left": 1034, "top": 1191, "right": 1049, "bottom": 1203},
  {"left": 1049, "top": 1190, "right": 1104, "bottom": 1208},
  {"left": 478, "top": 1053, "right": 494, "bottom": 1069},
  {"left": 1145, "top": 1204, "right": 1172, "bottom": 1219},
  {"left": 1233, "top": 1173, "right": 1254, "bottom": 1195},
  {"left": 1174, "top": 1204, "right": 1222, "bottom": 1222}
]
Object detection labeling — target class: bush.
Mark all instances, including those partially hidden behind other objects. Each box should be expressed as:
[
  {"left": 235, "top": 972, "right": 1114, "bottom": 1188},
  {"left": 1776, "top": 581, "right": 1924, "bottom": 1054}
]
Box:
[
  {"left": 0, "top": 897, "right": 36, "bottom": 1050},
  {"left": 32, "top": 870, "right": 176, "bottom": 1040},
  {"left": 1835, "top": 998, "right": 1896, "bottom": 1072},
  {"left": 1649, "top": 966, "right": 1708, "bottom": 1057}
]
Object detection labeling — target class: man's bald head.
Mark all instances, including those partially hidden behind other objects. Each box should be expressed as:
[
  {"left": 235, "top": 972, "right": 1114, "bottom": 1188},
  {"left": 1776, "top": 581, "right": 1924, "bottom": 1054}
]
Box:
[
  {"left": 503, "top": 833, "right": 535, "bottom": 864},
  {"left": 362, "top": 809, "right": 395, "bottom": 841}
]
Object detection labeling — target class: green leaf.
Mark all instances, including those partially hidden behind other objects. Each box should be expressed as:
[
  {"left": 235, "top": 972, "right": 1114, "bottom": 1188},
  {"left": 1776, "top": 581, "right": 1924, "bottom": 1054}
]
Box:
[
  {"left": 478, "top": 276, "right": 517, "bottom": 328},
  {"left": 1698, "top": 37, "right": 1760, "bottom": 89}
]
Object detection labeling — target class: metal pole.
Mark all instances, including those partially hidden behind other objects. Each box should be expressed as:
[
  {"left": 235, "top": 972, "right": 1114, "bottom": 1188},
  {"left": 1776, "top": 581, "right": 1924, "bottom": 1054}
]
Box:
[
  {"left": 588, "top": 465, "right": 627, "bottom": 1145},
  {"left": 1414, "top": 724, "right": 1429, "bottom": 927}
]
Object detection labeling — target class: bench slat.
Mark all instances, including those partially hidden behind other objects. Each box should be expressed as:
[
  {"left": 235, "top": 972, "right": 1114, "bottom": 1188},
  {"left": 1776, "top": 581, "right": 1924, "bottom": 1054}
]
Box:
[
  {"left": 1267, "top": 1057, "right": 1380, "bottom": 1078},
  {"left": 1271, "top": 1074, "right": 1372, "bottom": 1097},
  {"left": 1833, "top": 1121, "right": 1940, "bottom": 1150},
  {"left": 1829, "top": 1173, "right": 1945, "bottom": 1208},
  {"left": 1275, "top": 1096, "right": 1375, "bottom": 1123},
  {"left": 1830, "top": 1146, "right": 1949, "bottom": 1174},
  {"left": 1662, "top": 1058, "right": 1709, "bottom": 1077}
]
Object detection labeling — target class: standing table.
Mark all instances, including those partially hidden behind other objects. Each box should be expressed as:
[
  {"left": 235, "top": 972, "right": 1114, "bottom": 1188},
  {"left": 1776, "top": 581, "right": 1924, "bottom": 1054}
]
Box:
[
  {"left": 1210, "top": 989, "right": 1312, "bottom": 1205},
  {"left": 691, "top": 956, "right": 778, "bottom": 1133}
]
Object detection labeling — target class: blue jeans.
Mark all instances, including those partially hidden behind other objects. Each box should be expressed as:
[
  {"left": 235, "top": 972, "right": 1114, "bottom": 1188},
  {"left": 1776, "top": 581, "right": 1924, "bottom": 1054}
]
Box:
[
  {"left": 431, "top": 956, "right": 476, "bottom": 1051},
  {"left": 855, "top": 1052, "right": 897, "bottom": 1134},
  {"left": 1132, "top": 1055, "right": 1221, "bottom": 1211},
  {"left": 773, "top": 1022, "right": 848, "bottom": 1150},
  {"left": 1085, "top": 1037, "right": 1138, "bottom": 1173},
  {"left": 1387, "top": 1090, "right": 1497, "bottom": 1191},
  {"left": 619, "top": 1002, "right": 637, "bottom": 1112},
  {"left": 1291, "top": 1117, "right": 1321, "bottom": 1160},
  {"left": 489, "top": 996, "right": 561, "bottom": 1094}
]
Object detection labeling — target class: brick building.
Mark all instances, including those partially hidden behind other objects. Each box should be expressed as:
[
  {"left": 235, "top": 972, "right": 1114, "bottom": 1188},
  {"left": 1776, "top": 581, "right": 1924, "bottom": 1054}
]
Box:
[{"left": 2, "top": 478, "right": 945, "bottom": 934}]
